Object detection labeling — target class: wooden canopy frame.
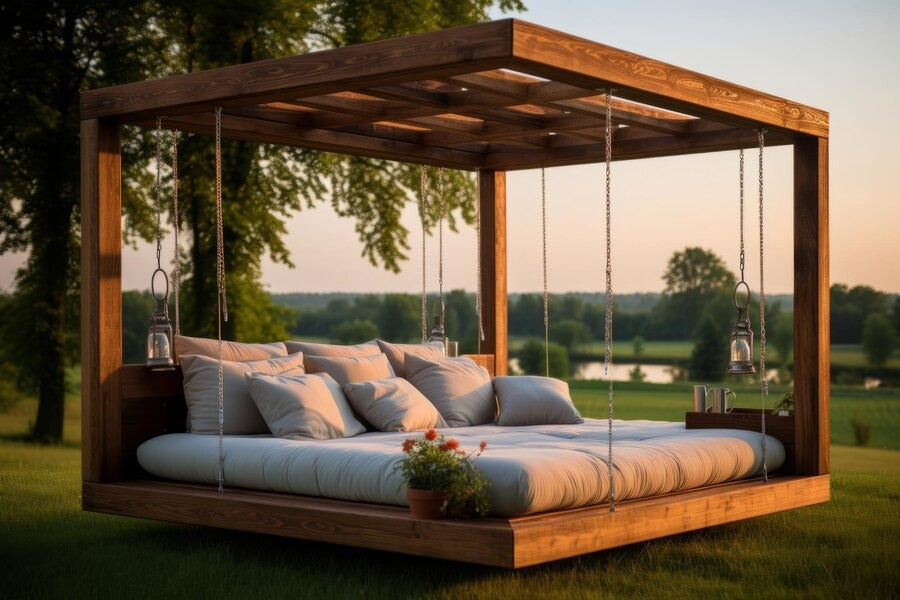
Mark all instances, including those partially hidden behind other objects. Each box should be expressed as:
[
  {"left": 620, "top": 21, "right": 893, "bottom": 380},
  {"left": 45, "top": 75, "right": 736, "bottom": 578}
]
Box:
[{"left": 80, "top": 19, "right": 830, "bottom": 568}]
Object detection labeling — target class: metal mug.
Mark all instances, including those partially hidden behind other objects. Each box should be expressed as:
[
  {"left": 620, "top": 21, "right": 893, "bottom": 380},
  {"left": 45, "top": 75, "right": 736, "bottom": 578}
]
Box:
[
  {"left": 693, "top": 385, "right": 710, "bottom": 412},
  {"left": 708, "top": 388, "right": 736, "bottom": 413}
]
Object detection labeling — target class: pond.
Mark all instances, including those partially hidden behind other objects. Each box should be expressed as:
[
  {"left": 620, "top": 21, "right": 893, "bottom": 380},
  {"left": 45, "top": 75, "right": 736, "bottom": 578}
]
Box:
[{"left": 509, "top": 359, "right": 781, "bottom": 384}]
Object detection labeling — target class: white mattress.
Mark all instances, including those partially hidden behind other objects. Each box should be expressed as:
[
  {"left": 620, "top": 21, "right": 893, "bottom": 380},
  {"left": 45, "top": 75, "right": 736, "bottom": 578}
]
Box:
[{"left": 137, "top": 419, "right": 784, "bottom": 516}]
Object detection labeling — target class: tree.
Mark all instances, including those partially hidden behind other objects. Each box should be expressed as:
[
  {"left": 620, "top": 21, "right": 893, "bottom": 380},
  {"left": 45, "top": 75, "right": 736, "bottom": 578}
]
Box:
[
  {"left": 518, "top": 339, "right": 568, "bottom": 379},
  {"left": 0, "top": 1, "right": 160, "bottom": 441},
  {"left": 663, "top": 247, "right": 736, "bottom": 296},
  {"left": 770, "top": 312, "right": 793, "bottom": 364},
  {"left": 551, "top": 319, "right": 588, "bottom": 352},
  {"left": 862, "top": 313, "right": 896, "bottom": 367},
  {"left": 333, "top": 319, "right": 379, "bottom": 344},
  {"left": 689, "top": 312, "right": 729, "bottom": 381}
]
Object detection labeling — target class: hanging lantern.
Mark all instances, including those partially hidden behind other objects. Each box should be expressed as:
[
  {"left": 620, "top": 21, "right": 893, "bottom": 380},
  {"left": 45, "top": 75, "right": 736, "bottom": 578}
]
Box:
[
  {"left": 146, "top": 268, "right": 174, "bottom": 369},
  {"left": 728, "top": 281, "right": 756, "bottom": 375},
  {"left": 426, "top": 298, "right": 448, "bottom": 351}
]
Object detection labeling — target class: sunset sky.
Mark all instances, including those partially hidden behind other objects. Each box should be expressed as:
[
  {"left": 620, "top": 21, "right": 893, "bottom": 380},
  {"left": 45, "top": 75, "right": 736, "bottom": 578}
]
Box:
[{"left": 2, "top": 0, "right": 896, "bottom": 296}]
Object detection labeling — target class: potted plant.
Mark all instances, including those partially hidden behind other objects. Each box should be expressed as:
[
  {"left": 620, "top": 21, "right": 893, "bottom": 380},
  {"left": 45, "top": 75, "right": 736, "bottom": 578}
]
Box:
[
  {"left": 399, "top": 429, "right": 490, "bottom": 519},
  {"left": 772, "top": 390, "right": 794, "bottom": 416}
]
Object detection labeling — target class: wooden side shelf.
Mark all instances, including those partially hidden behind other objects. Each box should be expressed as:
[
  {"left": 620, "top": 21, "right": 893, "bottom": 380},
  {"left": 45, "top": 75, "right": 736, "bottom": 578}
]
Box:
[{"left": 686, "top": 408, "right": 794, "bottom": 473}]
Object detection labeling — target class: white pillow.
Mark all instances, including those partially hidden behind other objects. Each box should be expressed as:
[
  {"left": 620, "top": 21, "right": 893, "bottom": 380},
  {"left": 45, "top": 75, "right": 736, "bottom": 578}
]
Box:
[
  {"left": 175, "top": 335, "right": 287, "bottom": 361},
  {"left": 247, "top": 372, "right": 366, "bottom": 440},
  {"left": 180, "top": 353, "right": 305, "bottom": 434},
  {"left": 305, "top": 353, "right": 395, "bottom": 387},
  {"left": 493, "top": 376, "right": 584, "bottom": 426},
  {"left": 283, "top": 340, "right": 380, "bottom": 371},
  {"left": 343, "top": 377, "right": 447, "bottom": 432},
  {"left": 375, "top": 340, "right": 445, "bottom": 378},
  {"left": 404, "top": 354, "right": 495, "bottom": 427}
]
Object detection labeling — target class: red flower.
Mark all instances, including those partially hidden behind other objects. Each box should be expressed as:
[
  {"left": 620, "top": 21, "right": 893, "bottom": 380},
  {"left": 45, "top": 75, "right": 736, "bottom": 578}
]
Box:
[
  {"left": 402, "top": 439, "right": 415, "bottom": 453},
  {"left": 424, "top": 429, "right": 438, "bottom": 441},
  {"left": 479, "top": 441, "right": 488, "bottom": 452},
  {"left": 446, "top": 438, "right": 460, "bottom": 450}
]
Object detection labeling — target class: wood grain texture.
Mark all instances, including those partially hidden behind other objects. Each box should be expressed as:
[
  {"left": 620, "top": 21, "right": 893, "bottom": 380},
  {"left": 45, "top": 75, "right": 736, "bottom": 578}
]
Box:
[
  {"left": 793, "top": 137, "right": 830, "bottom": 475},
  {"left": 80, "top": 20, "right": 514, "bottom": 120},
  {"left": 82, "top": 475, "right": 829, "bottom": 568},
  {"left": 80, "top": 119, "right": 122, "bottom": 482},
  {"left": 479, "top": 170, "right": 508, "bottom": 375},
  {"left": 510, "top": 474, "right": 830, "bottom": 568},
  {"left": 461, "top": 354, "right": 496, "bottom": 376},
  {"left": 510, "top": 20, "right": 829, "bottom": 138}
]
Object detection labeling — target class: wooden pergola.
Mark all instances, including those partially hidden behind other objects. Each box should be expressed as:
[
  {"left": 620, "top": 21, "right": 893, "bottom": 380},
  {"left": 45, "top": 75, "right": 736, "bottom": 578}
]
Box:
[{"left": 80, "top": 19, "right": 830, "bottom": 568}]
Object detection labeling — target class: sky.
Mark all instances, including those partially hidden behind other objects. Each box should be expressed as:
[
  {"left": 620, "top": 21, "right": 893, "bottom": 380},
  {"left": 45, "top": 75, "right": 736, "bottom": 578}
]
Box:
[{"left": 1, "top": 0, "right": 897, "bottom": 296}]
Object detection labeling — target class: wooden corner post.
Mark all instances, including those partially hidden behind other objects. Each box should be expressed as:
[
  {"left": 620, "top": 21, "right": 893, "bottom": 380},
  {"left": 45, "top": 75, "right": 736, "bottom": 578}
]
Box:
[
  {"left": 793, "top": 137, "right": 829, "bottom": 475},
  {"left": 81, "top": 118, "right": 123, "bottom": 483},
  {"left": 478, "top": 170, "right": 508, "bottom": 375}
]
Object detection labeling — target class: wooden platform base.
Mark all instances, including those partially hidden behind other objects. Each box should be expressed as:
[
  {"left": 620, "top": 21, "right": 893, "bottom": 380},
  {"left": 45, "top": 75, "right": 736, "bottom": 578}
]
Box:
[{"left": 83, "top": 475, "right": 829, "bottom": 568}]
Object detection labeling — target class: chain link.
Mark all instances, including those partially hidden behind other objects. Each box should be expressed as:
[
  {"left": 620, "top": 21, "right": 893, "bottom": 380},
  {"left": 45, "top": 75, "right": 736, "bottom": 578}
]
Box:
[
  {"left": 419, "top": 166, "right": 428, "bottom": 342},
  {"left": 758, "top": 129, "right": 768, "bottom": 482},
  {"left": 604, "top": 90, "right": 615, "bottom": 512},
  {"left": 541, "top": 167, "right": 549, "bottom": 377},
  {"left": 475, "top": 173, "right": 485, "bottom": 348},
  {"left": 171, "top": 129, "right": 180, "bottom": 335},
  {"left": 437, "top": 167, "right": 445, "bottom": 303},
  {"left": 739, "top": 148, "right": 745, "bottom": 280},
  {"left": 214, "top": 107, "right": 227, "bottom": 493},
  {"left": 154, "top": 117, "right": 163, "bottom": 271}
]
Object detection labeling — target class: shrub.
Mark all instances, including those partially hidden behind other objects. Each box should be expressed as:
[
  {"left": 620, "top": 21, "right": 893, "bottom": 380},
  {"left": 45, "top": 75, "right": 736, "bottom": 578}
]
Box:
[
  {"left": 862, "top": 313, "right": 896, "bottom": 367},
  {"left": 518, "top": 339, "right": 569, "bottom": 378},
  {"left": 331, "top": 319, "right": 379, "bottom": 344}
]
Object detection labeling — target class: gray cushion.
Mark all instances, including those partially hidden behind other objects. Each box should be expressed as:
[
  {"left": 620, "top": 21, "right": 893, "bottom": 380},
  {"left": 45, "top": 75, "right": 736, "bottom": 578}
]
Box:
[
  {"left": 375, "top": 340, "right": 445, "bottom": 378},
  {"left": 180, "top": 353, "right": 305, "bottom": 434},
  {"left": 304, "top": 353, "right": 395, "bottom": 387},
  {"left": 284, "top": 340, "right": 380, "bottom": 371},
  {"left": 493, "top": 376, "right": 584, "bottom": 426},
  {"left": 175, "top": 335, "right": 287, "bottom": 361},
  {"left": 404, "top": 354, "right": 495, "bottom": 427},
  {"left": 247, "top": 372, "right": 366, "bottom": 440},
  {"left": 343, "top": 377, "right": 447, "bottom": 432}
]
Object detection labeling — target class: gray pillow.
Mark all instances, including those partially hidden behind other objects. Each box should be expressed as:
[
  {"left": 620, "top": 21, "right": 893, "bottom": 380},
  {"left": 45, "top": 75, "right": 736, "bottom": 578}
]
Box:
[
  {"left": 283, "top": 340, "right": 379, "bottom": 371},
  {"left": 344, "top": 377, "right": 447, "bottom": 432},
  {"left": 493, "top": 376, "right": 584, "bottom": 426},
  {"left": 404, "top": 354, "right": 495, "bottom": 427},
  {"left": 175, "top": 335, "right": 287, "bottom": 361},
  {"left": 247, "top": 372, "right": 366, "bottom": 440},
  {"left": 375, "top": 340, "right": 445, "bottom": 378},
  {"left": 305, "top": 353, "right": 395, "bottom": 387},
  {"left": 180, "top": 352, "right": 305, "bottom": 434}
]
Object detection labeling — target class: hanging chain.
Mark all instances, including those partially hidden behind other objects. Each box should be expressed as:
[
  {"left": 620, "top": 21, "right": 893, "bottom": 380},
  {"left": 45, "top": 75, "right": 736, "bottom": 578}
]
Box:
[
  {"left": 171, "top": 129, "right": 180, "bottom": 335},
  {"left": 739, "top": 148, "right": 745, "bottom": 282},
  {"left": 419, "top": 167, "right": 428, "bottom": 342},
  {"left": 475, "top": 173, "right": 485, "bottom": 349},
  {"left": 758, "top": 129, "right": 768, "bottom": 482},
  {"left": 215, "top": 107, "right": 226, "bottom": 494},
  {"left": 437, "top": 167, "right": 445, "bottom": 303},
  {"left": 154, "top": 117, "right": 163, "bottom": 271},
  {"left": 604, "top": 89, "right": 615, "bottom": 513},
  {"left": 541, "top": 167, "right": 550, "bottom": 377}
]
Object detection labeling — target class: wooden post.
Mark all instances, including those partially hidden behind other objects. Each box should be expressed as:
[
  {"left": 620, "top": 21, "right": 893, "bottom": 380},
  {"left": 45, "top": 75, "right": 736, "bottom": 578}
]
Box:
[
  {"left": 478, "top": 170, "right": 508, "bottom": 375},
  {"left": 793, "top": 137, "right": 829, "bottom": 475},
  {"left": 81, "top": 119, "right": 123, "bottom": 483}
]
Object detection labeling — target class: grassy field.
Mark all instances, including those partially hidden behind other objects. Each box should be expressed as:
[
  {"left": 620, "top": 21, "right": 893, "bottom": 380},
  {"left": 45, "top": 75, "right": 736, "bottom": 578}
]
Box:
[{"left": 1, "top": 380, "right": 898, "bottom": 598}]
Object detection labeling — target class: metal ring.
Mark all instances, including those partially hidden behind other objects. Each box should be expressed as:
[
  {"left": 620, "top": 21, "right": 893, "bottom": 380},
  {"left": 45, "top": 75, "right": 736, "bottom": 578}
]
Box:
[
  {"left": 151, "top": 268, "right": 169, "bottom": 301},
  {"left": 733, "top": 280, "right": 751, "bottom": 310}
]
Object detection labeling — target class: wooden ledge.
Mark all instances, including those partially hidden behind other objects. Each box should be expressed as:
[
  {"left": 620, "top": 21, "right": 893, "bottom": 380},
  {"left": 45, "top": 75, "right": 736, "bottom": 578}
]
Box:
[{"left": 83, "top": 475, "right": 829, "bottom": 568}]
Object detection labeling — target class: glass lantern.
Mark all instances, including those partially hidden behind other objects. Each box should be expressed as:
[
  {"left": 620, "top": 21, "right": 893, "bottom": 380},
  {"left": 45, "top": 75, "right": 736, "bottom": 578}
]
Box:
[
  {"left": 146, "top": 268, "right": 175, "bottom": 370},
  {"left": 426, "top": 298, "right": 448, "bottom": 353},
  {"left": 727, "top": 281, "right": 756, "bottom": 375}
]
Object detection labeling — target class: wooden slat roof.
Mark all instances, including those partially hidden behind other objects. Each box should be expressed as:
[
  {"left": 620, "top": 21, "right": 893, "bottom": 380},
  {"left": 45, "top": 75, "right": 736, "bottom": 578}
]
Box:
[{"left": 80, "top": 19, "right": 828, "bottom": 170}]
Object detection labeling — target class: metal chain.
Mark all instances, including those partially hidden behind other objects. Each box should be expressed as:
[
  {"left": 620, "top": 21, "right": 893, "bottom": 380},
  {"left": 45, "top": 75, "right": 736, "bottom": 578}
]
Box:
[
  {"left": 419, "top": 166, "right": 428, "bottom": 342},
  {"left": 437, "top": 167, "right": 445, "bottom": 303},
  {"left": 758, "top": 129, "right": 768, "bottom": 482},
  {"left": 171, "top": 129, "right": 180, "bottom": 335},
  {"left": 154, "top": 117, "right": 163, "bottom": 271},
  {"left": 604, "top": 90, "right": 615, "bottom": 512},
  {"left": 215, "top": 107, "right": 226, "bottom": 494},
  {"left": 541, "top": 167, "right": 549, "bottom": 377},
  {"left": 475, "top": 173, "right": 485, "bottom": 349},
  {"left": 739, "top": 148, "right": 745, "bottom": 281}
]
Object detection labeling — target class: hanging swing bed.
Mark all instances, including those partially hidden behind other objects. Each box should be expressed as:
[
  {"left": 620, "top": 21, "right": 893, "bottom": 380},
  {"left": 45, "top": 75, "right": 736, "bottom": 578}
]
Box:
[{"left": 80, "top": 20, "right": 829, "bottom": 568}]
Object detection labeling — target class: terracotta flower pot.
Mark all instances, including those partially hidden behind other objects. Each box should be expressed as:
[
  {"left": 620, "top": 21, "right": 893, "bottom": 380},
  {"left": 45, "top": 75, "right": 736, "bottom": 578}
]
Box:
[{"left": 406, "top": 488, "right": 447, "bottom": 519}]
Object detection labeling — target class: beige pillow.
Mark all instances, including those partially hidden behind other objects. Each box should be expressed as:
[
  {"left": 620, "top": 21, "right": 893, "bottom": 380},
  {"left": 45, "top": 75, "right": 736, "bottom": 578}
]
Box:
[
  {"left": 180, "top": 353, "right": 305, "bottom": 434},
  {"left": 305, "top": 353, "right": 395, "bottom": 387},
  {"left": 404, "top": 354, "right": 495, "bottom": 428},
  {"left": 175, "top": 335, "right": 287, "bottom": 361},
  {"left": 375, "top": 340, "right": 445, "bottom": 378},
  {"left": 247, "top": 372, "right": 366, "bottom": 440},
  {"left": 284, "top": 340, "right": 379, "bottom": 371},
  {"left": 493, "top": 376, "right": 584, "bottom": 426},
  {"left": 343, "top": 377, "right": 447, "bottom": 432}
]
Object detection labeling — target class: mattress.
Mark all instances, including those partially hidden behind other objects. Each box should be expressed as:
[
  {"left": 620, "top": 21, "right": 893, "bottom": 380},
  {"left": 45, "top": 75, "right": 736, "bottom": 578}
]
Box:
[{"left": 137, "top": 419, "right": 784, "bottom": 516}]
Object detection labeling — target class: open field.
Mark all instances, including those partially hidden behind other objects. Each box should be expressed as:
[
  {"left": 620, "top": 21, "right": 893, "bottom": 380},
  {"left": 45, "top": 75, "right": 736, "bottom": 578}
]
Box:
[{"left": 1, "top": 381, "right": 898, "bottom": 599}]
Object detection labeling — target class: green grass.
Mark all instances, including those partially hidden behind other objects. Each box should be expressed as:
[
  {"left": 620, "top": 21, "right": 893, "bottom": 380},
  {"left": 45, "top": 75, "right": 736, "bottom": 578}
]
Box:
[
  {"left": 831, "top": 344, "right": 900, "bottom": 369},
  {"left": 1, "top": 379, "right": 898, "bottom": 598}
]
